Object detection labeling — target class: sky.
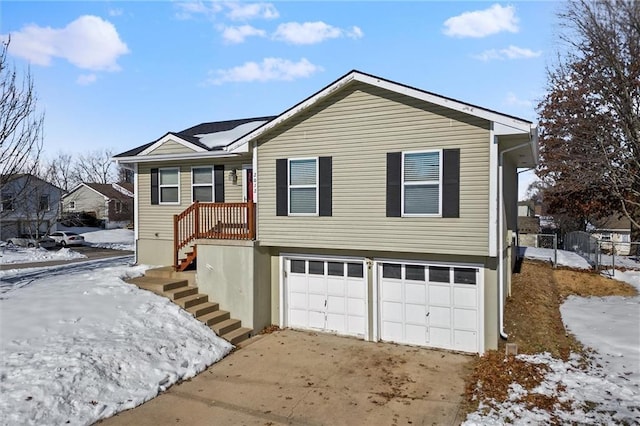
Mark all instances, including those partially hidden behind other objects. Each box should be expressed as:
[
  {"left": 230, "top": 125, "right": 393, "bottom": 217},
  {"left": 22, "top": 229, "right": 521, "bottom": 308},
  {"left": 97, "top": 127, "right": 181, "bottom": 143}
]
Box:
[{"left": 1, "top": 1, "right": 564, "bottom": 197}]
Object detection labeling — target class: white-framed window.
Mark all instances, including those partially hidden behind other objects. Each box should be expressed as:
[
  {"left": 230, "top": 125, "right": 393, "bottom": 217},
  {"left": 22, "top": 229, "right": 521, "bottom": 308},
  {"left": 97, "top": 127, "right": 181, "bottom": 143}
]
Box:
[
  {"left": 191, "top": 167, "right": 214, "bottom": 202},
  {"left": 289, "top": 158, "right": 318, "bottom": 215},
  {"left": 68, "top": 201, "right": 76, "bottom": 210},
  {"left": 115, "top": 200, "right": 122, "bottom": 213},
  {"left": 402, "top": 150, "right": 442, "bottom": 216},
  {"left": 39, "top": 194, "right": 50, "bottom": 211},
  {"left": 159, "top": 167, "right": 180, "bottom": 204}
]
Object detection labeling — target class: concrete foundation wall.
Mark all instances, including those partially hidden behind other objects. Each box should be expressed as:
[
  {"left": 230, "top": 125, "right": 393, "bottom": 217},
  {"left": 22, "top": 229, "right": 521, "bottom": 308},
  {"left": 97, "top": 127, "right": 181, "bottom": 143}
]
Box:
[
  {"left": 137, "top": 239, "right": 174, "bottom": 266},
  {"left": 196, "top": 241, "right": 271, "bottom": 332}
]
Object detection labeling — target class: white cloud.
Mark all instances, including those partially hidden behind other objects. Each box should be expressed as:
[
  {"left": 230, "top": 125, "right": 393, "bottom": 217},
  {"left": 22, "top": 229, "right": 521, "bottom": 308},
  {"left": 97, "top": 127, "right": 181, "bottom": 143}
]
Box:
[
  {"left": 273, "top": 21, "right": 364, "bottom": 45},
  {"left": 3, "top": 15, "right": 129, "bottom": 71},
  {"left": 174, "top": 1, "right": 222, "bottom": 20},
  {"left": 443, "top": 4, "right": 519, "bottom": 38},
  {"left": 226, "top": 2, "right": 279, "bottom": 21},
  {"left": 221, "top": 25, "right": 266, "bottom": 43},
  {"left": 76, "top": 73, "right": 97, "bottom": 85},
  {"left": 207, "top": 57, "right": 322, "bottom": 85},
  {"left": 504, "top": 92, "right": 532, "bottom": 109},
  {"left": 474, "top": 45, "right": 542, "bottom": 61}
]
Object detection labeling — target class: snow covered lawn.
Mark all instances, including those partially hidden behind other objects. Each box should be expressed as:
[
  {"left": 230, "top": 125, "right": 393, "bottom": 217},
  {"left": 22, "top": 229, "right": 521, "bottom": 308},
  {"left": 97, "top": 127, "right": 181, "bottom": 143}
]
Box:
[
  {"left": 464, "top": 250, "right": 640, "bottom": 424},
  {"left": 0, "top": 247, "right": 86, "bottom": 265},
  {"left": 80, "top": 228, "right": 134, "bottom": 251},
  {"left": 520, "top": 246, "right": 592, "bottom": 269},
  {"left": 0, "top": 262, "right": 232, "bottom": 425}
]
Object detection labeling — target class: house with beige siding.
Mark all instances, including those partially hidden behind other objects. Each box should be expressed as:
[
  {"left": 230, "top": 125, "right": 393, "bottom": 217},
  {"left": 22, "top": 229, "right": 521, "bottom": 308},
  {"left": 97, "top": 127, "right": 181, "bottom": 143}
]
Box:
[{"left": 114, "top": 70, "right": 537, "bottom": 354}]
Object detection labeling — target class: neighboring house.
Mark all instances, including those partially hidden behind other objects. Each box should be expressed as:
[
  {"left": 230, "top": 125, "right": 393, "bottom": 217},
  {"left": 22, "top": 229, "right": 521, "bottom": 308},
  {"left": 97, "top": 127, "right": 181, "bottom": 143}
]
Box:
[
  {"left": 517, "top": 200, "right": 540, "bottom": 247},
  {"left": 591, "top": 215, "right": 632, "bottom": 255},
  {"left": 0, "top": 174, "right": 63, "bottom": 240},
  {"left": 62, "top": 183, "right": 134, "bottom": 229},
  {"left": 114, "top": 70, "right": 538, "bottom": 355}
]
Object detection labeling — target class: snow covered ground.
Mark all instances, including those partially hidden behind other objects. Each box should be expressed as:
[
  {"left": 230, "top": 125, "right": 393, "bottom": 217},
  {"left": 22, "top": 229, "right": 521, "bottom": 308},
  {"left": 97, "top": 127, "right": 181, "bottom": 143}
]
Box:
[
  {"left": 0, "top": 247, "right": 86, "bottom": 265},
  {"left": 0, "top": 260, "right": 232, "bottom": 425},
  {"left": 0, "top": 228, "right": 134, "bottom": 266},
  {"left": 465, "top": 250, "right": 640, "bottom": 424},
  {"left": 520, "top": 247, "right": 592, "bottom": 269}
]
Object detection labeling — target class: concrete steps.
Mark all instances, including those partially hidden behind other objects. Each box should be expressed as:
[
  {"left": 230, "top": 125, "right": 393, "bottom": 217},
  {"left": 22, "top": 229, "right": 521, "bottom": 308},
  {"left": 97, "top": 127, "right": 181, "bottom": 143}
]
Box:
[{"left": 127, "top": 268, "right": 252, "bottom": 345}]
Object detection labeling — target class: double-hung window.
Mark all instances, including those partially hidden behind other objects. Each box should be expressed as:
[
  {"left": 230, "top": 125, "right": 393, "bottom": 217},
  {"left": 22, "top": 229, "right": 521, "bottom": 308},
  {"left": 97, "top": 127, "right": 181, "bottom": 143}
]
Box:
[
  {"left": 68, "top": 201, "right": 76, "bottom": 210},
  {"left": 159, "top": 168, "right": 179, "bottom": 204},
  {"left": 402, "top": 150, "right": 441, "bottom": 215},
  {"left": 1, "top": 192, "right": 14, "bottom": 211},
  {"left": 192, "top": 167, "right": 214, "bottom": 202},
  {"left": 289, "top": 158, "right": 317, "bottom": 215}
]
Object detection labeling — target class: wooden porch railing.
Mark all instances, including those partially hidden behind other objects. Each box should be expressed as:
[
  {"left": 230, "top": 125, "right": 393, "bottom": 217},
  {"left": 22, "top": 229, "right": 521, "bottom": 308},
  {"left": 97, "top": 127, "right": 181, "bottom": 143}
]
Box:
[{"left": 173, "top": 201, "right": 256, "bottom": 270}]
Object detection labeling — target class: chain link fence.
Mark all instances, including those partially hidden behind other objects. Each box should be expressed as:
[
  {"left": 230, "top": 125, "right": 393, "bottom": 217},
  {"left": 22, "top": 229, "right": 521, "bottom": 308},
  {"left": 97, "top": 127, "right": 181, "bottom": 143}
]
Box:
[
  {"left": 563, "top": 231, "right": 640, "bottom": 270},
  {"left": 518, "top": 233, "right": 558, "bottom": 266}
]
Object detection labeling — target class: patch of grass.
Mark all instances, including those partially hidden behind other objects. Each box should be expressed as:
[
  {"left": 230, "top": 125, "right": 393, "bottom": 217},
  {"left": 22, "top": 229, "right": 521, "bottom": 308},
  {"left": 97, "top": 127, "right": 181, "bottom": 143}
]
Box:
[
  {"left": 554, "top": 268, "right": 638, "bottom": 299},
  {"left": 463, "top": 259, "right": 637, "bottom": 417}
]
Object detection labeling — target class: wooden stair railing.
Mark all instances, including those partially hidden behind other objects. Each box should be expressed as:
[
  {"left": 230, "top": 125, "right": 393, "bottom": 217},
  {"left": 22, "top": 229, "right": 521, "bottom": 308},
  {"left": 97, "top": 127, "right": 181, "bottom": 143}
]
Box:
[{"left": 174, "top": 201, "right": 256, "bottom": 271}]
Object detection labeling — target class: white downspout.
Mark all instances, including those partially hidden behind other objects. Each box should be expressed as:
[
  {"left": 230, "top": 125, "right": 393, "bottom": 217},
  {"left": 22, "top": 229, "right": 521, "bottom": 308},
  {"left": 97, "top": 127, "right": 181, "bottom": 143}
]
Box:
[{"left": 498, "top": 142, "right": 532, "bottom": 340}]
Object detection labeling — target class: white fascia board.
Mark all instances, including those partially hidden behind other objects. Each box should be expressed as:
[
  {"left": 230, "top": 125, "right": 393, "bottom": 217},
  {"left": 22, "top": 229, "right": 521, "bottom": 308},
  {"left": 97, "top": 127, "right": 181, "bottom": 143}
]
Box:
[
  {"left": 355, "top": 73, "right": 533, "bottom": 133},
  {"left": 65, "top": 183, "right": 108, "bottom": 201},
  {"left": 488, "top": 130, "right": 498, "bottom": 257},
  {"left": 62, "top": 183, "right": 85, "bottom": 199},
  {"left": 113, "top": 151, "right": 240, "bottom": 164},
  {"left": 139, "top": 134, "right": 207, "bottom": 156}
]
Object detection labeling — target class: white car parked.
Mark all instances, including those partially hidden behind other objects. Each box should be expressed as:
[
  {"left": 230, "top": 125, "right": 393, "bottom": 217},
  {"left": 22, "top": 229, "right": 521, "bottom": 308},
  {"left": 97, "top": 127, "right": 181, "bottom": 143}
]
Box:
[
  {"left": 6, "top": 235, "right": 57, "bottom": 249},
  {"left": 49, "top": 231, "right": 85, "bottom": 247}
]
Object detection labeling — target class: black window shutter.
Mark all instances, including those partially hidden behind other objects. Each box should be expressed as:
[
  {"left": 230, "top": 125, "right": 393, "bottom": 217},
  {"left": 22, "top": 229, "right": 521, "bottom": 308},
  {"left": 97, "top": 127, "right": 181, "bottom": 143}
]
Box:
[
  {"left": 214, "top": 165, "right": 225, "bottom": 202},
  {"left": 319, "top": 157, "right": 332, "bottom": 216},
  {"left": 151, "top": 168, "right": 159, "bottom": 205},
  {"left": 386, "top": 152, "right": 401, "bottom": 217},
  {"left": 442, "top": 149, "right": 460, "bottom": 218},
  {"left": 276, "top": 159, "right": 288, "bottom": 216}
]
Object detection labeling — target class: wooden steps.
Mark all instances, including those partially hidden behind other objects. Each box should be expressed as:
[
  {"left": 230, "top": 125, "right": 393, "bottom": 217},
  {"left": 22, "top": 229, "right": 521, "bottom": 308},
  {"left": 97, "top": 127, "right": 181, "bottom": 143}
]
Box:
[{"left": 127, "top": 269, "right": 252, "bottom": 345}]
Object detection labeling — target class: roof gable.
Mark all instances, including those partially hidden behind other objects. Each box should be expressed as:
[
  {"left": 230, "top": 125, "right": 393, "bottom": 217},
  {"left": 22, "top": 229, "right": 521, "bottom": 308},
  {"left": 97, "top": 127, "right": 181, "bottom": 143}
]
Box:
[{"left": 227, "top": 70, "right": 535, "bottom": 152}]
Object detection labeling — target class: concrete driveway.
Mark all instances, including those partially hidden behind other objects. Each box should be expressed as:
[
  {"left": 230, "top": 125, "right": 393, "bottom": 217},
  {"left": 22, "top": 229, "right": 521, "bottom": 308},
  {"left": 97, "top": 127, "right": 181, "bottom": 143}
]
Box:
[{"left": 103, "top": 329, "right": 474, "bottom": 425}]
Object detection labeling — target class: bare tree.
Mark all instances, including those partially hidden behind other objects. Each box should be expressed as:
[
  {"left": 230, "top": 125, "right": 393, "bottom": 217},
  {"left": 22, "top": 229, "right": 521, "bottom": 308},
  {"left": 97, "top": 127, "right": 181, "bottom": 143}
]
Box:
[
  {"left": 43, "top": 152, "right": 77, "bottom": 192},
  {"left": 72, "top": 149, "right": 117, "bottom": 184},
  {"left": 0, "top": 37, "right": 43, "bottom": 186},
  {"left": 537, "top": 0, "right": 640, "bottom": 231}
]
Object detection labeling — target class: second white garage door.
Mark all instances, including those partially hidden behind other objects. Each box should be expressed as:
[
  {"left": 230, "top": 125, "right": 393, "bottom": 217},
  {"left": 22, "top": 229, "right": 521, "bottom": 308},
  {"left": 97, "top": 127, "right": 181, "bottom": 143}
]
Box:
[
  {"left": 286, "top": 258, "right": 367, "bottom": 338},
  {"left": 378, "top": 262, "right": 480, "bottom": 353}
]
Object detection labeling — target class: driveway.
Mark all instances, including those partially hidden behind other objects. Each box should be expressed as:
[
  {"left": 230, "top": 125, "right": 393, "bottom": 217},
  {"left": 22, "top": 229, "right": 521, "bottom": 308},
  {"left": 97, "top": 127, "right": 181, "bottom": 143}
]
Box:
[{"left": 103, "top": 329, "right": 473, "bottom": 425}]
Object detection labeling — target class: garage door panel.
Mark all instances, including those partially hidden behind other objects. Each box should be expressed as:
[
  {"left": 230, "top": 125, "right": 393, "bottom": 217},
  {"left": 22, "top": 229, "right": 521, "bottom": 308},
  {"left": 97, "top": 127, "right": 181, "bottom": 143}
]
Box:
[
  {"left": 382, "top": 321, "right": 403, "bottom": 341},
  {"left": 308, "top": 311, "right": 325, "bottom": 329},
  {"left": 308, "top": 293, "right": 326, "bottom": 311},
  {"left": 289, "top": 278, "right": 308, "bottom": 293},
  {"left": 347, "top": 298, "right": 365, "bottom": 316},
  {"left": 308, "top": 276, "right": 326, "bottom": 294},
  {"left": 429, "top": 285, "right": 451, "bottom": 305},
  {"left": 453, "top": 287, "right": 477, "bottom": 308},
  {"left": 327, "top": 295, "right": 345, "bottom": 312},
  {"left": 348, "top": 316, "right": 365, "bottom": 335},
  {"left": 289, "top": 309, "right": 307, "bottom": 327},
  {"left": 382, "top": 280, "right": 402, "bottom": 301},
  {"left": 454, "top": 330, "right": 477, "bottom": 352},
  {"left": 347, "top": 279, "right": 365, "bottom": 298},
  {"left": 405, "top": 303, "right": 426, "bottom": 324},
  {"left": 382, "top": 300, "right": 403, "bottom": 322},
  {"left": 326, "top": 313, "right": 345, "bottom": 332},
  {"left": 429, "top": 306, "right": 451, "bottom": 327},
  {"left": 327, "top": 278, "right": 345, "bottom": 296},
  {"left": 289, "top": 292, "right": 307, "bottom": 309},
  {"left": 405, "top": 282, "right": 426, "bottom": 300},
  {"left": 454, "top": 308, "right": 477, "bottom": 329},
  {"left": 430, "top": 327, "right": 451, "bottom": 347},
  {"left": 405, "top": 324, "right": 427, "bottom": 345}
]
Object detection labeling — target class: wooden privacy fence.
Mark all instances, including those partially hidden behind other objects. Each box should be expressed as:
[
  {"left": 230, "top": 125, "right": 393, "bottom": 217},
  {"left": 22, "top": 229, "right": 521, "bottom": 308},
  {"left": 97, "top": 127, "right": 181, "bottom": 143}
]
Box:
[{"left": 173, "top": 201, "right": 256, "bottom": 269}]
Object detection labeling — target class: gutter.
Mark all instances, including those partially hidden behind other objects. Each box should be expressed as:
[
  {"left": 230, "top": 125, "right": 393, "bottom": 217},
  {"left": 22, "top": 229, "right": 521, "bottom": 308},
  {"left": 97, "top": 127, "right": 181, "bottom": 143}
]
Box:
[{"left": 498, "top": 141, "right": 533, "bottom": 340}]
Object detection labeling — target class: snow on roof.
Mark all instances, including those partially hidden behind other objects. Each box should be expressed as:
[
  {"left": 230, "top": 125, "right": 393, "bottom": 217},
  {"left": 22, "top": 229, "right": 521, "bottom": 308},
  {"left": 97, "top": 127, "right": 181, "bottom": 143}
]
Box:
[{"left": 195, "top": 120, "right": 270, "bottom": 149}]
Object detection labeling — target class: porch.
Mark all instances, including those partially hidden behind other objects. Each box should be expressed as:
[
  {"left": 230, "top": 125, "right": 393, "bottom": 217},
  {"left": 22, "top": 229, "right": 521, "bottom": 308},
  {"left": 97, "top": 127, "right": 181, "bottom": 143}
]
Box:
[{"left": 174, "top": 201, "right": 256, "bottom": 271}]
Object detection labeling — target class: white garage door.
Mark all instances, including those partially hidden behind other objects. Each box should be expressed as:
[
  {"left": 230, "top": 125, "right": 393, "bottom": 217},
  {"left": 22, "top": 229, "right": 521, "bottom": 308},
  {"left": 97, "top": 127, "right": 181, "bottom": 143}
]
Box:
[
  {"left": 286, "top": 258, "right": 367, "bottom": 338},
  {"left": 379, "top": 262, "right": 480, "bottom": 353}
]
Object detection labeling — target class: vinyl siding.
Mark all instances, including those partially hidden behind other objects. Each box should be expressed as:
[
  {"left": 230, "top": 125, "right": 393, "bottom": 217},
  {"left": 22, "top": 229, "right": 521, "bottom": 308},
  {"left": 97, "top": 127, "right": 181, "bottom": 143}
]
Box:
[
  {"left": 147, "top": 140, "right": 198, "bottom": 155},
  {"left": 137, "top": 157, "right": 249, "bottom": 241},
  {"left": 257, "top": 82, "right": 491, "bottom": 257},
  {"left": 63, "top": 187, "right": 106, "bottom": 218}
]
